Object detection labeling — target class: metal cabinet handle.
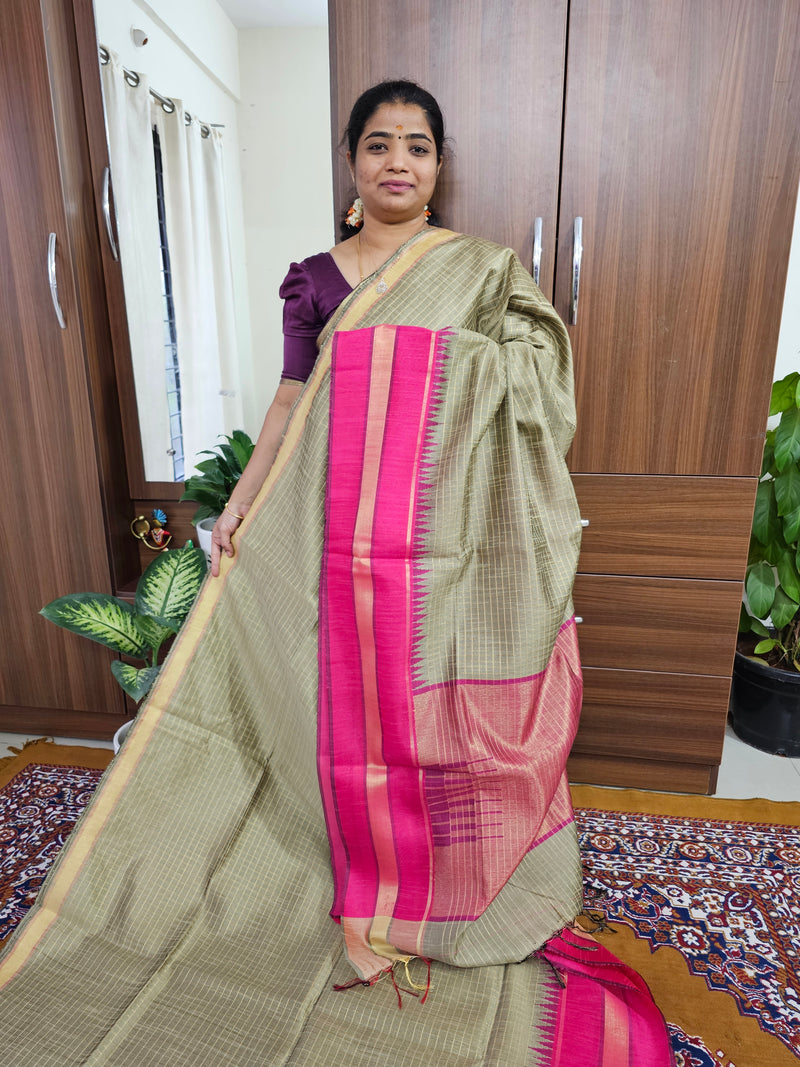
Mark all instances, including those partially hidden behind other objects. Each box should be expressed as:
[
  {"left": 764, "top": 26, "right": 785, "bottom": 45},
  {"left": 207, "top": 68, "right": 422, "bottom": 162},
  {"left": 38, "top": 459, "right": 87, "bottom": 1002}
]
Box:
[
  {"left": 47, "top": 233, "right": 66, "bottom": 329},
  {"left": 569, "top": 217, "right": 582, "bottom": 325},
  {"left": 532, "top": 217, "right": 542, "bottom": 286},
  {"left": 574, "top": 616, "right": 584, "bottom": 624},
  {"left": 102, "top": 166, "right": 119, "bottom": 261},
  {"left": 580, "top": 518, "right": 590, "bottom": 528}
]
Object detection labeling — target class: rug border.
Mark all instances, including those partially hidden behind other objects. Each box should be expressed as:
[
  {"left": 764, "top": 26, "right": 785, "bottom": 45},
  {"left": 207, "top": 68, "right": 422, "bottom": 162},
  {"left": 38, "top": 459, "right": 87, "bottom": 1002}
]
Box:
[
  {"left": 570, "top": 784, "right": 800, "bottom": 826},
  {"left": 0, "top": 740, "right": 113, "bottom": 789}
]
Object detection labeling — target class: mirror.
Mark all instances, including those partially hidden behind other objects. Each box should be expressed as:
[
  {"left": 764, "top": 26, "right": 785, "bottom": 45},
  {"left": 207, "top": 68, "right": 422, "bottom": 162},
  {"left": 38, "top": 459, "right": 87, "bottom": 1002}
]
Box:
[{"left": 92, "top": 0, "right": 333, "bottom": 487}]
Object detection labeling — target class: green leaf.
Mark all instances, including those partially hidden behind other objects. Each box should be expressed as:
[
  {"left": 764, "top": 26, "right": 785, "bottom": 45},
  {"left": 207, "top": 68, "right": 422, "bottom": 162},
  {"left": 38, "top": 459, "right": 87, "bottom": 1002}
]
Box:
[
  {"left": 228, "top": 431, "right": 254, "bottom": 470},
  {"left": 217, "top": 442, "right": 240, "bottom": 478},
  {"left": 761, "top": 434, "right": 776, "bottom": 478},
  {"left": 752, "top": 480, "right": 780, "bottom": 546},
  {"left": 783, "top": 505, "right": 800, "bottom": 544},
  {"left": 774, "top": 465, "right": 800, "bottom": 515},
  {"left": 739, "top": 603, "right": 769, "bottom": 636},
  {"left": 110, "top": 661, "right": 160, "bottom": 702},
  {"left": 761, "top": 539, "right": 786, "bottom": 566},
  {"left": 771, "top": 586, "right": 800, "bottom": 630},
  {"left": 195, "top": 444, "right": 236, "bottom": 484},
  {"left": 769, "top": 372, "right": 800, "bottom": 415},
  {"left": 135, "top": 546, "right": 207, "bottom": 630},
  {"left": 774, "top": 406, "right": 800, "bottom": 471},
  {"left": 41, "top": 594, "right": 150, "bottom": 657},
  {"left": 745, "top": 561, "right": 776, "bottom": 618},
  {"left": 180, "top": 485, "right": 224, "bottom": 512},
  {"left": 754, "top": 638, "right": 778, "bottom": 654},
  {"left": 187, "top": 504, "right": 216, "bottom": 525},
  {"left": 133, "top": 613, "right": 174, "bottom": 653},
  {"left": 193, "top": 459, "right": 226, "bottom": 479},
  {"left": 776, "top": 548, "right": 800, "bottom": 603}
]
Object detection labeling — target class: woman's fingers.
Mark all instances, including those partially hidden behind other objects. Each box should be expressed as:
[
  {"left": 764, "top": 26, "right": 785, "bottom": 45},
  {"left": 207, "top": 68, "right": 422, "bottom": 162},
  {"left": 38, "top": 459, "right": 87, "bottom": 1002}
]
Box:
[{"left": 210, "top": 513, "right": 241, "bottom": 577}]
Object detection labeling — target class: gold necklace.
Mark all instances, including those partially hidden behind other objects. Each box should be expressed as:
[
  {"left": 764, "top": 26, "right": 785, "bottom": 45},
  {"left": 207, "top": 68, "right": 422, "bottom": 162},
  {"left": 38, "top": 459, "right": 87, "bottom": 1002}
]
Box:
[{"left": 357, "top": 231, "right": 389, "bottom": 294}]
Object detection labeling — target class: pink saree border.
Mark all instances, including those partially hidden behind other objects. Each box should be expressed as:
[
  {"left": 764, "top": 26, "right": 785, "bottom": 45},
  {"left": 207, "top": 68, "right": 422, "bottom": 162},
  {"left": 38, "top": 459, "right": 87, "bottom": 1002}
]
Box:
[{"left": 318, "top": 325, "right": 448, "bottom": 937}]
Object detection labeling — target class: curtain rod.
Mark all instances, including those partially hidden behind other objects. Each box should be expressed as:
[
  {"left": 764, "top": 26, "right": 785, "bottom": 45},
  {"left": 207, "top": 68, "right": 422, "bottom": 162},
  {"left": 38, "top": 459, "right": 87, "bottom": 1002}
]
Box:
[{"left": 98, "top": 45, "right": 223, "bottom": 139}]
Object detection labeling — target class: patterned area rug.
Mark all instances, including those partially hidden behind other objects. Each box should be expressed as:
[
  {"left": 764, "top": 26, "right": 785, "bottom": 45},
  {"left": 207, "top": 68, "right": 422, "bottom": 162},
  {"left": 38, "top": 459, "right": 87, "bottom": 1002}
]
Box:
[
  {"left": 1, "top": 746, "right": 798, "bottom": 1063},
  {"left": 572, "top": 785, "right": 800, "bottom": 1066},
  {"left": 0, "top": 740, "right": 113, "bottom": 944}
]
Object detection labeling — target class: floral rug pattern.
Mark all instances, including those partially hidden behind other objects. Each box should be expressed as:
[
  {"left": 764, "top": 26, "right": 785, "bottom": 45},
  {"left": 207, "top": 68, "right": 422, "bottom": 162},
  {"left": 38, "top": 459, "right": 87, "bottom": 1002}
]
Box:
[
  {"left": 667, "top": 1024, "right": 736, "bottom": 1067},
  {"left": 0, "top": 763, "right": 103, "bottom": 942},
  {"left": 575, "top": 806, "right": 800, "bottom": 1059},
  {"left": 1, "top": 765, "right": 797, "bottom": 1060}
]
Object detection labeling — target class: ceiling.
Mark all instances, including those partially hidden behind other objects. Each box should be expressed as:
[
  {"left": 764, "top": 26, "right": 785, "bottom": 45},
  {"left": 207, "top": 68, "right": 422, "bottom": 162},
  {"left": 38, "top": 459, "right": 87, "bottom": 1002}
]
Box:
[{"left": 216, "top": 0, "right": 327, "bottom": 27}]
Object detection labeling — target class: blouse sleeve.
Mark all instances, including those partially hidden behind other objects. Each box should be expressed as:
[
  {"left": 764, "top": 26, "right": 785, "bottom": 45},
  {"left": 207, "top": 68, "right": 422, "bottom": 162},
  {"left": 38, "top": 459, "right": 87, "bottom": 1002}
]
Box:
[{"left": 279, "top": 260, "right": 325, "bottom": 383}]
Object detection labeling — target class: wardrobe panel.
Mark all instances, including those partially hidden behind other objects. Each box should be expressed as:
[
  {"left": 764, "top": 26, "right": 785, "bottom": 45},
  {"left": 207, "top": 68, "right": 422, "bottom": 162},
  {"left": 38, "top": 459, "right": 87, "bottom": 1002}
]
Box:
[
  {"left": 573, "top": 574, "right": 742, "bottom": 676},
  {"left": 0, "top": 0, "right": 125, "bottom": 722},
  {"left": 573, "top": 474, "right": 756, "bottom": 579},
  {"left": 568, "top": 753, "right": 717, "bottom": 794},
  {"left": 572, "top": 668, "right": 730, "bottom": 765},
  {"left": 560, "top": 0, "right": 800, "bottom": 476}
]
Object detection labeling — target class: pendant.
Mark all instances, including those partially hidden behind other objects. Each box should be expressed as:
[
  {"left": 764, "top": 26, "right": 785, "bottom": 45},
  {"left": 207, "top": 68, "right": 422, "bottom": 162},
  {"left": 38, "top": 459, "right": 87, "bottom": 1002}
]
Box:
[{"left": 376, "top": 279, "right": 388, "bottom": 295}]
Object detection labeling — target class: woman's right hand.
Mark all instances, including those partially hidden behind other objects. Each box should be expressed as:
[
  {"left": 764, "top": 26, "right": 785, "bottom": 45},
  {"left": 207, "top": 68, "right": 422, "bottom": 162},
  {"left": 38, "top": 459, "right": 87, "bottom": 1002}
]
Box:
[{"left": 210, "top": 508, "right": 243, "bottom": 578}]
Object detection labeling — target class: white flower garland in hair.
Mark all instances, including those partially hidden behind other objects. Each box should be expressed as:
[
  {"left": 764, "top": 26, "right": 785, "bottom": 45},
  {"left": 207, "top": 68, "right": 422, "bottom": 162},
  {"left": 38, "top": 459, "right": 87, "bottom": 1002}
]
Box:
[{"left": 345, "top": 197, "right": 364, "bottom": 228}]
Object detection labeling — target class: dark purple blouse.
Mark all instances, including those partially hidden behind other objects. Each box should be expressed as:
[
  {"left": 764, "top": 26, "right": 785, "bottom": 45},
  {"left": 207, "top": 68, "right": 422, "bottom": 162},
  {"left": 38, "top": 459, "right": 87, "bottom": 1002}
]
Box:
[{"left": 279, "top": 253, "right": 352, "bottom": 382}]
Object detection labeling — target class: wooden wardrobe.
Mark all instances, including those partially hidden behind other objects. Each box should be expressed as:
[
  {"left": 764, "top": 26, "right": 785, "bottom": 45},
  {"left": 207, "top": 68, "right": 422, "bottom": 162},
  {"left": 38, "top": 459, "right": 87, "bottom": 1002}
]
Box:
[
  {"left": 328, "top": 0, "right": 800, "bottom": 792},
  {"left": 0, "top": 0, "right": 138, "bottom": 740}
]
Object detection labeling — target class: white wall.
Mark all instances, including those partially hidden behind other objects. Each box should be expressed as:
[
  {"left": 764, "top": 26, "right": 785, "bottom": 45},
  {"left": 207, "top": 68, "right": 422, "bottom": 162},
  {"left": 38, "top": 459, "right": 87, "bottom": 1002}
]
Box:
[
  {"left": 237, "top": 26, "right": 333, "bottom": 422},
  {"left": 774, "top": 185, "right": 800, "bottom": 385}
]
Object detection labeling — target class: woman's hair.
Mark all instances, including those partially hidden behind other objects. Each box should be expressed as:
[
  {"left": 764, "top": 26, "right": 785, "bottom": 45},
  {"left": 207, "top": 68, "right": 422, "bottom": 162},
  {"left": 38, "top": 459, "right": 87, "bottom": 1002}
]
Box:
[{"left": 339, "top": 79, "right": 446, "bottom": 239}]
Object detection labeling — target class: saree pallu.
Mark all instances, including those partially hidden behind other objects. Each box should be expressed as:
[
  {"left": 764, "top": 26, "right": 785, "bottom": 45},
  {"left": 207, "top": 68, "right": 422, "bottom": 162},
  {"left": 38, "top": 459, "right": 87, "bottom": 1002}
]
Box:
[{"left": 0, "top": 229, "right": 672, "bottom": 1065}]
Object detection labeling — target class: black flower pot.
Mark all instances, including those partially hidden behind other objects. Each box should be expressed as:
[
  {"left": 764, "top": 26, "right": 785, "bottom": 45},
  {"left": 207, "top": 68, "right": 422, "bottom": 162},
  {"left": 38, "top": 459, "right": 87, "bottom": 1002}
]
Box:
[{"left": 730, "top": 651, "right": 800, "bottom": 757}]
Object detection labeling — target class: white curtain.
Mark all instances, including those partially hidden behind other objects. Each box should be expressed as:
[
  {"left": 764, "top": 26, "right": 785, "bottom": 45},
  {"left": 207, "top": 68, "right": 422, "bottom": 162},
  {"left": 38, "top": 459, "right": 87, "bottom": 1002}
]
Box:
[
  {"left": 101, "top": 52, "right": 171, "bottom": 481},
  {"left": 101, "top": 52, "right": 242, "bottom": 482},
  {"left": 154, "top": 104, "right": 241, "bottom": 475}
]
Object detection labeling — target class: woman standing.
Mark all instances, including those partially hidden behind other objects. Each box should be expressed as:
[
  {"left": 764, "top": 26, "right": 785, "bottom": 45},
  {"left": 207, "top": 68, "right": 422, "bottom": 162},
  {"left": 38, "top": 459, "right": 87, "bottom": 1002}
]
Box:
[{"left": 0, "top": 82, "right": 672, "bottom": 1065}]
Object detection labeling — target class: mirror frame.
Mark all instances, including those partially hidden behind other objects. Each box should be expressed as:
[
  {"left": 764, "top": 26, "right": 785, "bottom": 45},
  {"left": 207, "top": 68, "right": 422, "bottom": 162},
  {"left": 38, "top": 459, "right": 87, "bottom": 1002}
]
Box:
[{"left": 74, "top": 0, "right": 186, "bottom": 502}]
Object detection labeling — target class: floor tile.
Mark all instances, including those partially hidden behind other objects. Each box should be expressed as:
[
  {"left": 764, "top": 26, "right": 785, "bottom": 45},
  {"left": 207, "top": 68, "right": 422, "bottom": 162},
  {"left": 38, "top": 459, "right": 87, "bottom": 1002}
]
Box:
[{"left": 713, "top": 724, "right": 800, "bottom": 802}]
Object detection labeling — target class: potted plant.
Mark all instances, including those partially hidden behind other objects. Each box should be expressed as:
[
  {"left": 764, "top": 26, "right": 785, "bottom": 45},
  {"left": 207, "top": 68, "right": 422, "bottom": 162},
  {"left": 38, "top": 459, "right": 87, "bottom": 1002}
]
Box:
[
  {"left": 734, "top": 370, "right": 800, "bottom": 755},
  {"left": 41, "top": 544, "right": 206, "bottom": 751},
  {"left": 180, "top": 430, "right": 255, "bottom": 561}
]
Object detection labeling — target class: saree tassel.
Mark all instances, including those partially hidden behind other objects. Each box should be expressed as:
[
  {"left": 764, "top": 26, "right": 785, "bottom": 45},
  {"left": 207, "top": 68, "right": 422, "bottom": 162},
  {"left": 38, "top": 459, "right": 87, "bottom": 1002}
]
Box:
[
  {"left": 401, "top": 955, "right": 432, "bottom": 994},
  {"left": 419, "top": 957, "right": 432, "bottom": 1004},
  {"left": 388, "top": 957, "right": 434, "bottom": 1008},
  {"left": 389, "top": 965, "right": 405, "bottom": 1009},
  {"left": 577, "top": 909, "right": 615, "bottom": 935},
  {"left": 333, "top": 965, "right": 393, "bottom": 992},
  {"left": 533, "top": 950, "right": 568, "bottom": 989}
]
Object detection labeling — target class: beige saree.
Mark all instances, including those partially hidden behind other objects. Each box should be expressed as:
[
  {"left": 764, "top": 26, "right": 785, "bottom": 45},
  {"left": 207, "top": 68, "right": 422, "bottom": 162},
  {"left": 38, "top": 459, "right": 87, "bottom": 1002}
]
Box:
[{"left": 0, "top": 229, "right": 672, "bottom": 1065}]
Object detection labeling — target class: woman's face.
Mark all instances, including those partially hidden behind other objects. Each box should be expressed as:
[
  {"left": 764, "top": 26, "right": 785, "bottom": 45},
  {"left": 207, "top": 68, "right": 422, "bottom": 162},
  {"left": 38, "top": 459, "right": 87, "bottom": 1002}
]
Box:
[{"left": 348, "top": 103, "right": 441, "bottom": 225}]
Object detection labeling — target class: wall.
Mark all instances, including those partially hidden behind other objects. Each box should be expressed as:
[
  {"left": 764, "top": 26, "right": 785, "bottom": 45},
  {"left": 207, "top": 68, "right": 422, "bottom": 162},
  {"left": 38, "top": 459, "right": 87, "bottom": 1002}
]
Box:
[
  {"left": 237, "top": 26, "right": 333, "bottom": 418},
  {"left": 774, "top": 185, "right": 800, "bottom": 385}
]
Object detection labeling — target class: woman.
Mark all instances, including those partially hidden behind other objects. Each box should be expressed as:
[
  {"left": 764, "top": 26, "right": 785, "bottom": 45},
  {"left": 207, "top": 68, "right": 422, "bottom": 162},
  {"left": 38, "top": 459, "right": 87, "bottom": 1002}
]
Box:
[{"left": 0, "top": 82, "right": 672, "bottom": 1064}]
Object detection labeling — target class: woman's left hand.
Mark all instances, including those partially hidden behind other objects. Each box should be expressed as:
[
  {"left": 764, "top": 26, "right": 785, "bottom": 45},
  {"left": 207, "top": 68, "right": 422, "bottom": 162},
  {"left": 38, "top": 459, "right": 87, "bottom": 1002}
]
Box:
[{"left": 210, "top": 509, "right": 242, "bottom": 578}]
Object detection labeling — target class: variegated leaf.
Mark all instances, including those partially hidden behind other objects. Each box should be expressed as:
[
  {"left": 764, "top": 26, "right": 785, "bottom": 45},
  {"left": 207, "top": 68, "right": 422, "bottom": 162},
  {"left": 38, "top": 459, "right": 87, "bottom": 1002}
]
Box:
[
  {"left": 111, "top": 661, "right": 160, "bottom": 702},
  {"left": 40, "top": 594, "right": 149, "bottom": 657},
  {"left": 135, "top": 546, "right": 206, "bottom": 630},
  {"left": 133, "top": 613, "right": 174, "bottom": 653}
]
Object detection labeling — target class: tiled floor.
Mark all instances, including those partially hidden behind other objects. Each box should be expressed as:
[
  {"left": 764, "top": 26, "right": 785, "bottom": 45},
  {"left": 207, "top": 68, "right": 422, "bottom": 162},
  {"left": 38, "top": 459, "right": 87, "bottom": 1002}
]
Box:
[
  {"left": 715, "top": 722, "right": 800, "bottom": 801},
  {"left": 2, "top": 722, "right": 799, "bottom": 802}
]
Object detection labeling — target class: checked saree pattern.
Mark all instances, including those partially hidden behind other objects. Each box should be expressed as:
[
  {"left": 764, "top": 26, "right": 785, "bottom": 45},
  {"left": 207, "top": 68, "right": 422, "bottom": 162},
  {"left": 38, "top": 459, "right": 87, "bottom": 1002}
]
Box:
[{"left": 0, "top": 229, "right": 671, "bottom": 1065}]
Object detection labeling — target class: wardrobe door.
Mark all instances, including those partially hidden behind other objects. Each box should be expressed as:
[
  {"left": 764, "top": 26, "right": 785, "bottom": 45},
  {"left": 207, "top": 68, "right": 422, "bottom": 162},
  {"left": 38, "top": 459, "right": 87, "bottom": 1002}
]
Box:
[
  {"left": 0, "top": 0, "right": 126, "bottom": 733},
  {"left": 558, "top": 0, "right": 800, "bottom": 477},
  {"left": 328, "top": 0, "right": 567, "bottom": 296}
]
